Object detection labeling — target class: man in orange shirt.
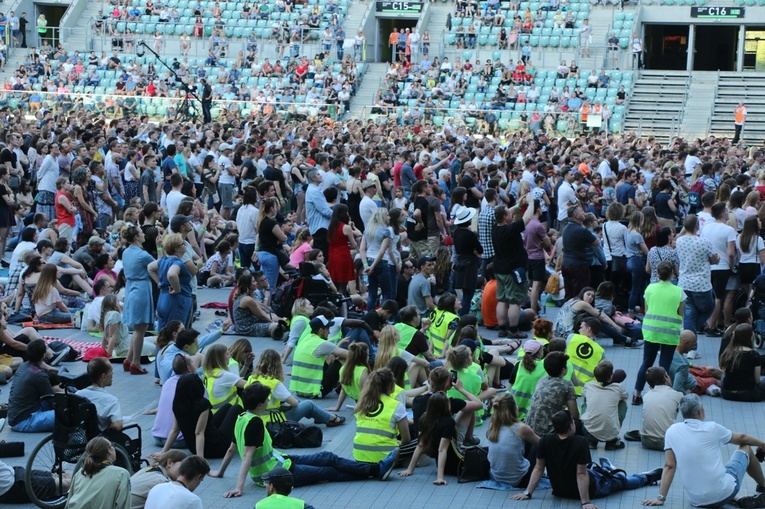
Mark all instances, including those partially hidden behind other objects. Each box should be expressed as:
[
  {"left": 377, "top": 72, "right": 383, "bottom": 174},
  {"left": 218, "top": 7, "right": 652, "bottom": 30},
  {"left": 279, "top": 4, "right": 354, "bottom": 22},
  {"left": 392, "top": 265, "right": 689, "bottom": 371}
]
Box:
[
  {"left": 580, "top": 99, "right": 592, "bottom": 131},
  {"left": 389, "top": 28, "right": 399, "bottom": 61},
  {"left": 733, "top": 102, "right": 747, "bottom": 144}
]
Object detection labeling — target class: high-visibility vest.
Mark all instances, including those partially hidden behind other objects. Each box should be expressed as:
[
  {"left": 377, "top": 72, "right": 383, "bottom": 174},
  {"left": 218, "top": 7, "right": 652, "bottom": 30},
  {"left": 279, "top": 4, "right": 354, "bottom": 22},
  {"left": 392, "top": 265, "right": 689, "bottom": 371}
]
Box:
[
  {"left": 234, "top": 412, "right": 290, "bottom": 480},
  {"left": 427, "top": 309, "right": 458, "bottom": 357},
  {"left": 353, "top": 394, "right": 399, "bottom": 463},
  {"left": 256, "top": 494, "right": 305, "bottom": 509},
  {"left": 339, "top": 365, "right": 366, "bottom": 401},
  {"left": 509, "top": 360, "right": 547, "bottom": 419},
  {"left": 566, "top": 334, "right": 604, "bottom": 396},
  {"left": 291, "top": 315, "right": 311, "bottom": 345},
  {"left": 446, "top": 363, "right": 482, "bottom": 401},
  {"left": 246, "top": 375, "right": 284, "bottom": 423},
  {"left": 395, "top": 323, "right": 418, "bottom": 351},
  {"left": 203, "top": 368, "right": 240, "bottom": 413},
  {"left": 642, "top": 282, "right": 683, "bottom": 346},
  {"left": 289, "top": 333, "right": 327, "bottom": 397},
  {"left": 736, "top": 106, "right": 747, "bottom": 124},
  {"left": 37, "top": 18, "right": 46, "bottom": 34}
]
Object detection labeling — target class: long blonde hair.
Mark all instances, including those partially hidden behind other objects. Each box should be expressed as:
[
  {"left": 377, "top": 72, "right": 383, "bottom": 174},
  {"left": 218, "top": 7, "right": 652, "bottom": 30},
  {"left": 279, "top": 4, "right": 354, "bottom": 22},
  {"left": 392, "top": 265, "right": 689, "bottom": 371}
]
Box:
[
  {"left": 31, "top": 263, "right": 60, "bottom": 304},
  {"left": 355, "top": 368, "right": 395, "bottom": 416},
  {"left": 202, "top": 343, "right": 229, "bottom": 374},
  {"left": 486, "top": 393, "right": 521, "bottom": 443},
  {"left": 373, "top": 325, "right": 401, "bottom": 371},
  {"left": 365, "top": 208, "right": 389, "bottom": 244},
  {"left": 256, "top": 197, "right": 279, "bottom": 231},
  {"left": 253, "top": 348, "right": 284, "bottom": 381}
]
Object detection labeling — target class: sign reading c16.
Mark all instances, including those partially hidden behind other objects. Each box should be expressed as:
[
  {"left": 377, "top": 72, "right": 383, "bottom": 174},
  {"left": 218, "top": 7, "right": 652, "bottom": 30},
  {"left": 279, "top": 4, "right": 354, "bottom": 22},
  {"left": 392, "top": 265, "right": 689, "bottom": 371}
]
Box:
[
  {"left": 690, "top": 6, "right": 745, "bottom": 19},
  {"left": 376, "top": 2, "right": 424, "bottom": 13}
]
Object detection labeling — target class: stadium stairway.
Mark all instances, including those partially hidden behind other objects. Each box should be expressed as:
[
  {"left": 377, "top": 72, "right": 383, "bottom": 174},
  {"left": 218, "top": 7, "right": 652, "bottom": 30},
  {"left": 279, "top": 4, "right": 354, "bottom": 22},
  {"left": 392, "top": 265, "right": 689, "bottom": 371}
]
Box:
[
  {"left": 347, "top": 62, "right": 387, "bottom": 119},
  {"left": 623, "top": 70, "right": 689, "bottom": 141},
  {"left": 680, "top": 71, "right": 717, "bottom": 140},
  {"left": 710, "top": 72, "right": 765, "bottom": 143},
  {"left": 575, "top": 4, "right": 618, "bottom": 72}
]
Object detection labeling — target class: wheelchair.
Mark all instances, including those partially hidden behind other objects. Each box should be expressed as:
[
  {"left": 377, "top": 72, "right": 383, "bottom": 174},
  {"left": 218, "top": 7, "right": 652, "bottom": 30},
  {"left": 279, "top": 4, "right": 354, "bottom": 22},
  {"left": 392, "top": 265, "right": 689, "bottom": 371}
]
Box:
[{"left": 25, "top": 386, "right": 145, "bottom": 509}]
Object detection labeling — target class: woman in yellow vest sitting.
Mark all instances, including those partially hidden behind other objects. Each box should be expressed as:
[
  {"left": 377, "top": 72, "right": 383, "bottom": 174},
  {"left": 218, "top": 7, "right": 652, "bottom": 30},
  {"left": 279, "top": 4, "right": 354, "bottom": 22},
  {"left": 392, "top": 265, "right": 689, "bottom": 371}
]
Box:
[
  {"left": 281, "top": 298, "right": 314, "bottom": 364},
  {"left": 397, "top": 391, "right": 469, "bottom": 486},
  {"left": 509, "top": 340, "right": 547, "bottom": 419},
  {"left": 227, "top": 338, "right": 255, "bottom": 379},
  {"left": 451, "top": 315, "right": 517, "bottom": 388},
  {"left": 203, "top": 344, "right": 247, "bottom": 414},
  {"left": 374, "top": 325, "right": 428, "bottom": 388},
  {"left": 210, "top": 384, "right": 400, "bottom": 498},
  {"left": 327, "top": 342, "right": 370, "bottom": 412},
  {"left": 427, "top": 294, "right": 461, "bottom": 359},
  {"left": 386, "top": 356, "right": 429, "bottom": 409},
  {"left": 248, "top": 348, "right": 346, "bottom": 426},
  {"left": 632, "top": 261, "right": 685, "bottom": 406},
  {"left": 353, "top": 368, "right": 411, "bottom": 464},
  {"left": 446, "top": 345, "right": 497, "bottom": 404}
]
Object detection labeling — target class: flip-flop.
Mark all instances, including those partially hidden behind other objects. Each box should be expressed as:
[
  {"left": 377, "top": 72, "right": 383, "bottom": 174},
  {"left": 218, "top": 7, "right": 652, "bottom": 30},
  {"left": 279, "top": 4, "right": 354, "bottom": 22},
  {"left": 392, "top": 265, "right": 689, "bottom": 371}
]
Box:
[{"left": 327, "top": 415, "right": 346, "bottom": 427}]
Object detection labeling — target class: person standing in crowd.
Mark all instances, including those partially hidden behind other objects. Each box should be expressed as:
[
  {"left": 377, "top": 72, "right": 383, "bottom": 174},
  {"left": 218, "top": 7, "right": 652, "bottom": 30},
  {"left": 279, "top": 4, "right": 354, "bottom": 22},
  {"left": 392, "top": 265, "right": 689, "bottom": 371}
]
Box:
[
  {"left": 702, "top": 203, "right": 737, "bottom": 337},
  {"left": 560, "top": 204, "right": 598, "bottom": 303},
  {"left": 305, "top": 169, "right": 333, "bottom": 260}
]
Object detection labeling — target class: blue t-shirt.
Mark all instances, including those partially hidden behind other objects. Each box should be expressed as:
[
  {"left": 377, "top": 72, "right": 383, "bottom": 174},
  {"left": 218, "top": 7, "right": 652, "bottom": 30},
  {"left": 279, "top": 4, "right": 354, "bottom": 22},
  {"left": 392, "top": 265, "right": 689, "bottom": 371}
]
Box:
[{"left": 616, "top": 182, "right": 636, "bottom": 205}]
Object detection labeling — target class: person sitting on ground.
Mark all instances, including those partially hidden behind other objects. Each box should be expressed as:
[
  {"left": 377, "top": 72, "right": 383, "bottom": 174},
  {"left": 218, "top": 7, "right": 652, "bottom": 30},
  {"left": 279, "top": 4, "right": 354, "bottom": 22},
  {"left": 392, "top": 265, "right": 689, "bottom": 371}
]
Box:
[
  {"left": 209, "top": 383, "right": 400, "bottom": 497},
  {"left": 145, "top": 455, "right": 210, "bottom": 508},
  {"left": 486, "top": 393, "right": 542, "bottom": 489},
  {"left": 100, "top": 294, "right": 156, "bottom": 359},
  {"left": 232, "top": 272, "right": 287, "bottom": 339},
  {"left": 202, "top": 343, "right": 247, "bottom": 414},
  {"left": 157, "top": 328, "right": 205, "bottom": 384},
  {"left": 31, "top": 262, "right": 73, "bottom": 324},
  {"left": 554, "top": 287, "right": 637, "bottom": 347},
  {"left": 129, "top": 450, "right": 188, "bottom": 509},
  {"left": 84, "top": 278, "right": 113, "bottom": 333},
  {"left": 525, "top": 351, "right": 580, "bottom": 437},
  {"left": 288, "top": 315, "right": 348, "bottom": 399},
  {"left": 394, "top": 304, "right": 441, "bottom": 368},
  {"left": 246, "top": 348, "right": 346, "bottom": 426},
  {"left": 281, "top": 298, "right": 314, "bottom": 363},
  {"left": 198, "top": 240, "right": 236, "bottom": 288},
  {"left": 669, "top": 330, "right": 723, "bottom": 396},
  {"left": 642, "top": 393, "right": 765, "bottom": 508},
  {"left": 581, "top": 360, "right": 629, "bottom": 450},
  {"left": 76, "top": 357, "right": 133, "bottom": 450},
  {"left": 512, "top": 410, "right": 662, "bottom": 504},
  {"left": 328, "top": 342, "right": 370, "bottom": 411},
  {"left": 625, "top": 366, "right": 682, "bottom": 451},
  {"left": 0, "top": 457, "right": 70, "bottom": 505},
  {"left": 509, "top": 339, "right": 547, "bottom": 420},
  {"left": 7, "top": 339, "right": 62, "bottom": 433},
  {"left": 720, "top": 323, "right": 765, "bottom": 402},
  {"left": 152, "top": 353, "right": 192, "bottom": 448},
  {"left": 65, "top": 436, "right": 131, "bottom": 509},
  {"left": 255, "top": 467, "right": 316, "bottom": 509}
]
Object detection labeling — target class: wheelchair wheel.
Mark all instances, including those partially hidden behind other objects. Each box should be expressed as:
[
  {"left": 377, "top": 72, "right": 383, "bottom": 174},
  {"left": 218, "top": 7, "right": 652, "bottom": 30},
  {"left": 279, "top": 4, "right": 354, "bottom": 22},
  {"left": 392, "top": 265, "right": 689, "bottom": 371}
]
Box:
[
  {"left": 755, "top": 331, "right": 765, "bottom": 349},
  {"left": 25, "top": 434, "right": 73, "bottom": 509},
  {"left": 73, "top": 441, "right": 133, "bottom": 477}
]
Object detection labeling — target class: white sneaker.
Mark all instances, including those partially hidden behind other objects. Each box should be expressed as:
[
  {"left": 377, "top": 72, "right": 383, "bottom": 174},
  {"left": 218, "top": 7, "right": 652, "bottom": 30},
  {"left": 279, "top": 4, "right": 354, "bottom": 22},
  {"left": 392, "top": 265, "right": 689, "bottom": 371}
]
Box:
[
  {"left": 706, "top": 384, "right": 722, "bottom": 397},
  {"left": 686, "top": 350, "right": 701, "bottom": 360}
]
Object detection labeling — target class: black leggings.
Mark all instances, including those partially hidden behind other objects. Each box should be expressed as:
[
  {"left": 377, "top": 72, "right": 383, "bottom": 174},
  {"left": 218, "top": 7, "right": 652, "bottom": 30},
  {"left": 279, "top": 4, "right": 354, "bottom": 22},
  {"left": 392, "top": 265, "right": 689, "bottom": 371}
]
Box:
[{"left": 207, "top": 404, "right": 243, "bottom": 458}]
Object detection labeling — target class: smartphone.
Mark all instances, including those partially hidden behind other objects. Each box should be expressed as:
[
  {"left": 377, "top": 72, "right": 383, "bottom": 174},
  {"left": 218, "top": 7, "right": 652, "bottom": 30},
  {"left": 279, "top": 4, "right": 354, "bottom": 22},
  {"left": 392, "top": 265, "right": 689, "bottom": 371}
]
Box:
[{"left": 450, "top": 370, "right": 458, "bottom": 384}]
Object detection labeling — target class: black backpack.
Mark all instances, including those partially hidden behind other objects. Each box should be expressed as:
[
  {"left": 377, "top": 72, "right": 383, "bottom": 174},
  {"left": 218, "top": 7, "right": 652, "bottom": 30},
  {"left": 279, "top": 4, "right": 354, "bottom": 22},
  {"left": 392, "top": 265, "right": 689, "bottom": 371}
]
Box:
[{"left": 271, "top": 276, "right": 303, "bottom": 318}]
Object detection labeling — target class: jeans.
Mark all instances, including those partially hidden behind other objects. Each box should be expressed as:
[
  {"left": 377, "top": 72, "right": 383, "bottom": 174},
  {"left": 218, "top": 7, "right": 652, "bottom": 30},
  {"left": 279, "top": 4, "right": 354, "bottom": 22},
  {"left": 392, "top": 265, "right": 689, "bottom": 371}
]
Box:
[
  {"left": 258, "top": 251, "right": 280, "bottom": 295},
  {"left": 705, "top": 449, "right": 748, "bottom": 507},
  {"left": 12, "top": 400, "right": 54, "bottom": 432},
  {"left": 599, "top": 321, "right": 631, "bottom": 345},
  {"left": 589, "top": 468, "right": 649, "bottom": 498},
  {"left": 239, "top": 243, "right": 255, "bottom": 272},
  {"left": 287, "top": 451, "right": 374, "bottom": 487},
  {"left": 39, "top": 308, "right": 72, "bottom": 324},
  {"left": 635, "top": 341, "right": 676, "bottom": 392},
  {"left": 348, "top": 327, "right": 376, "bottom": 365},
  {"left": 367, "top": 259, "right": 394, "bottom": 311},
  {"left": 98, "top": 213, "right": 112, "bottom": 230},
  {"left": 683, "top": 289, "right": 715, "bottom": 333},
  {"left": 285, "top": 400, "right": 333, "bottom": 424},
  {"left": 627, "top": 256, "right": 648, "bottom": 310},
  {"left": 154, "top": 436, "right": 186, "bottom": 448}
]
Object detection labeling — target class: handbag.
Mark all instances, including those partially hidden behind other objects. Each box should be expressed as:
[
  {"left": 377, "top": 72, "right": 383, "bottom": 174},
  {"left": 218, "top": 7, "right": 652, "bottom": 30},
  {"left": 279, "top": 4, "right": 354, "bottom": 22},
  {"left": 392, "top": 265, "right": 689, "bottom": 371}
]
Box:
[
  {"left": 265, "top": 411, "right": 323, "bottom": 449},
  {"left": 545, "top": 272, "right": 560, "bottom": 294},
  {"left": 457, "top": 445, "right": 491, "bottom": 483}
]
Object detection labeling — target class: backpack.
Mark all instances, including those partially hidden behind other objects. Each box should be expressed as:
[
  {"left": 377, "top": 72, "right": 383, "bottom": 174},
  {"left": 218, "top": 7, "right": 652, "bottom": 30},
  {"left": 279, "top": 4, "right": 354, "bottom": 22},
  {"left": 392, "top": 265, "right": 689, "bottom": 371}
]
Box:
[
  {"left": 271, "top": 276, "right": 304, "bottom": 318},
  {"left": 688, "top": 178, "right": 706, "bottom": 207}
]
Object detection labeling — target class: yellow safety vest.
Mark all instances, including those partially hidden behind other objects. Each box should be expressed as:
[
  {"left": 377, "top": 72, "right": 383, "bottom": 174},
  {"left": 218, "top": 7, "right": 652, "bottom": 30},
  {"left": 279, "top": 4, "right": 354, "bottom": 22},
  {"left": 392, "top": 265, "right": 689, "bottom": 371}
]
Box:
[
  {"left": 427, "top": 309, "right": 458, "bottom": 357},
  {"left": 566, "top": 334, "right": 604, "bottom": 396},
  {"left": 203, "top": 368, "right": 241, "bottom": 413},
  {"left": 289, "top": 333, "right": 327, "bottom": 398},
  {"left": 256, "top": 494, "right": 305, "bottom": 509},
  {"left": 246, "top": 375, "right": 284, "bottom": 423},
  {"left": 643, "top": 281, "right": 683, "bottom": 346},
  {"left": 353, "top": 394, "right": 399, "bottom": 463}
]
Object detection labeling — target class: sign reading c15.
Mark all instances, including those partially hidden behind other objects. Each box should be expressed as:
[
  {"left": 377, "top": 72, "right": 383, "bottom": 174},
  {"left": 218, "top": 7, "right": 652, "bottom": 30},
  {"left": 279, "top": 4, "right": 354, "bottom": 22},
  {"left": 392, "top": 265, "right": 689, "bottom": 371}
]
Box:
[
  {"left": 690, "top": 6, "right": 745, "bottom": 19},
  {"left": 376, "top": 2, "right": 424, "bottom": 13}
]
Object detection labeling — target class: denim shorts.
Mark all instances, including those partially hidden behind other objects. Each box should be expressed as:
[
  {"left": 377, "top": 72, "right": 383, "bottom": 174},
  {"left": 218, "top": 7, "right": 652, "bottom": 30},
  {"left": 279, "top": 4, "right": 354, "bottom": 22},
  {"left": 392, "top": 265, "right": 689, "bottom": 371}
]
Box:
[{"left": 704, "top": 449, "right": 748, "bottom": 508}]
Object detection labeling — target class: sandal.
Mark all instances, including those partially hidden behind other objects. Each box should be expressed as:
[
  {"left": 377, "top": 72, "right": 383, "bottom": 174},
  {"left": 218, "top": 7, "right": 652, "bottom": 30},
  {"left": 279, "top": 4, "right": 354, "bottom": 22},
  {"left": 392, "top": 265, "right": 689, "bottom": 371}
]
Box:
[
  {"left": 326, "top": 415, "right": 346, "bottom": 427},
  {"left": 509, "top": 339, "right": 522, "bottom": 353},
  {"left": 214, "top": 310, "right": 227, "bottom": 316},
  {"left": 605, "top": 439, "right": 626, "bottom": 450}
]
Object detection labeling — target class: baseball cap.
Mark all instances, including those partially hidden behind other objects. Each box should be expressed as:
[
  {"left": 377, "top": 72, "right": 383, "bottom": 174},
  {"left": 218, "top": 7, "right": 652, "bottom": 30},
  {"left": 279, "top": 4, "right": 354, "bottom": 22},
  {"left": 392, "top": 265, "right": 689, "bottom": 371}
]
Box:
[
  {"left": 88, "top": 236, "right": 105, "bottom": 245},
  {"left": 361, "top": 180, "right": 377, "bottom": 190},
  {"left": 417, "top": 255, "right": 435, "bottom": 268},
  {"left": 523, "top": 339, "right": 542, "bottom": 356},
  {"left": 310, "top": 315, "right": 334, "bottom": 331},
  {"left": 220, "top": 142, "right": 234, "bottom": 152},
  {"left": 170, "top": 215, "right": 194, "bottom": 233},
  {"left": 261, "top": 467, "right": 293, "bottom": 490}
]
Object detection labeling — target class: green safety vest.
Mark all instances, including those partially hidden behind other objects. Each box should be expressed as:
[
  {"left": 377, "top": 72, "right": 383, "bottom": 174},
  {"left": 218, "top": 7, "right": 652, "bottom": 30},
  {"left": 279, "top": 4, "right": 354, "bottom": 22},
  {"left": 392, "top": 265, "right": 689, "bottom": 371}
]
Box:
[
  {"left": 37, "top": 18, "right": 46, "bottom": 34},
  {"left": 203, "top": 368, "right": 240, "bottom": 413},
  {"left": 566, "top": 334, "right": 604, "bottom": 396},
  {"left": 291, "top": 315, "right": 311, "bottom": 345},
  {"left": 509, "top": 360, "right": 547, "bottom": 419},
  {"left": 643, "top": 282, "right": 683, "bottom": 346},
  {"left": 427, "top": 309, "right": 458, "bottom": 357},
  {"left": 234, "top": 412, "right": 290, "bottom": 479},
  {"left": 246, "top": 375, "right": 284, "bottom": 423},
  {"left": 289, "top": 332, "right": 326, "bottom": 397},
  {"left": 339, "top": 365, "right": 366, "bottom": 401},
  {"left": 256, "top": 494, "right": 305, "bottom": 509},
  {"left": 353, "top": 394, "right": 399, "bottom": 463},
  {"left": 516, "top": 337, "right": 550, "bottom": 359},
  {"left": 395, "top": 322, "right": 418, "bottom": 351},
  {"left": 446, "top": 363, "right": 482, "bottom": 401}
]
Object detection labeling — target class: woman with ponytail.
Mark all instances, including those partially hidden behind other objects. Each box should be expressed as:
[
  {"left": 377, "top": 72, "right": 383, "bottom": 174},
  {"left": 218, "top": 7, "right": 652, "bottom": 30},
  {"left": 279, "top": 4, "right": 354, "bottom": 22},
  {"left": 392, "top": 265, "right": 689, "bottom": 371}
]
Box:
[
  {"left": 486, "top": 393, "right": 540, "bottom": 489},
  {"left": 328, "top": 342, "right": 371, "bottom": 411},
  {"left": 65, "top": 436, "right": 131, "bottom": 509},
  {"left": 353, "top": 368, "right": 411, "bottom": 463},
  {"left": 373, "top": 324, "right": 428, "bottom": 388}
]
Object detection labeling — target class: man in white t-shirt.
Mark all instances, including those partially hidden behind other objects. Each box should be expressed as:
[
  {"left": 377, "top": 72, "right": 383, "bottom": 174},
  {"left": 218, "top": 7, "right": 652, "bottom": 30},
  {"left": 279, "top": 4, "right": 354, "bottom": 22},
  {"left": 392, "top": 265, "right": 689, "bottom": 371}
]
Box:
[
  {"left": 643, "top": 394, "right": 765, "bottom": 508},
  {"left": 359, "top": 180, "right": 378, "bottom": 230},
  {"left": 145, "top": 455, "right": 209, "bottom": 509},
  {"left": 700, "top": 203, "right": 737, "bottom": 335},
  {"left": 557, "top": 168, "right": 578, "bottom": 230},
  {"left": 84, "top": 279, "right": 114, "bottom": 332},
  {"left": 165, "top": 173, "right": 186, "bottom": 218}
]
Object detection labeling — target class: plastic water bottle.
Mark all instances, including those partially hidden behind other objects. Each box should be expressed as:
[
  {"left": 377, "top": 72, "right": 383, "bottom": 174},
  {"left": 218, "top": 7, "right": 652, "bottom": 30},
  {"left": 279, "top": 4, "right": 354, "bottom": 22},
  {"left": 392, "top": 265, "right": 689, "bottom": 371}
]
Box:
[
  {"left": 361, "top": 273, "right": 369, "bottom": 288},
  {"left": 540, "top": 292, "right": 548, "bottom": 316}
]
